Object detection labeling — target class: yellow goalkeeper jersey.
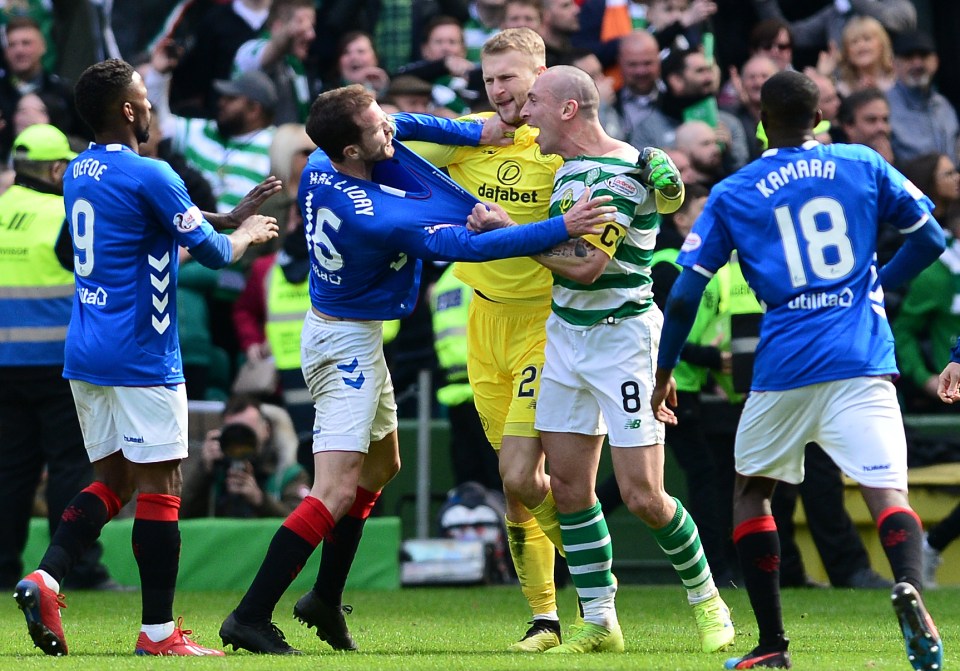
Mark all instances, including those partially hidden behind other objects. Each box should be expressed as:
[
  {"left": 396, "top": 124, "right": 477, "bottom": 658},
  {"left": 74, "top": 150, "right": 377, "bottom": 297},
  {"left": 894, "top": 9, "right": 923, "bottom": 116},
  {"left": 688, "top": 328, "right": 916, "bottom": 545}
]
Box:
[{"left": 406, "top": 114, "right": 562, "bottom": 304}]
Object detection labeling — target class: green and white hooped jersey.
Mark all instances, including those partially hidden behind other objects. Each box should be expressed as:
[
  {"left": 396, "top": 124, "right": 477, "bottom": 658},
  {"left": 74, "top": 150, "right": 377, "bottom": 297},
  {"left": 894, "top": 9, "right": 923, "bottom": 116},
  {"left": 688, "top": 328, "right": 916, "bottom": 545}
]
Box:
[{"left": 550, "top": 155, "right": 659, "bottom": 327}]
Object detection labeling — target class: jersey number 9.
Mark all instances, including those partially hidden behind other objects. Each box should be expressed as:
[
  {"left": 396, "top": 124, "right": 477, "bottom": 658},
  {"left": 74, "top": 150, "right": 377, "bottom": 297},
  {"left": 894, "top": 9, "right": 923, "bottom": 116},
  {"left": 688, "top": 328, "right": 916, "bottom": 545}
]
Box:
[{"left": 71, "top": 199, "right": 96, "bottom": 277}]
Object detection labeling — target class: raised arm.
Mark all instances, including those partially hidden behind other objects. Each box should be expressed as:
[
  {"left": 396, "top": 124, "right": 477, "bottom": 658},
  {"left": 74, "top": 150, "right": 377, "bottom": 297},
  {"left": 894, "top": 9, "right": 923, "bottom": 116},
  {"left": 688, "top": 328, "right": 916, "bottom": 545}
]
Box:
[{"left": 393, "top": 112, "right": 512, "bottom": 147}]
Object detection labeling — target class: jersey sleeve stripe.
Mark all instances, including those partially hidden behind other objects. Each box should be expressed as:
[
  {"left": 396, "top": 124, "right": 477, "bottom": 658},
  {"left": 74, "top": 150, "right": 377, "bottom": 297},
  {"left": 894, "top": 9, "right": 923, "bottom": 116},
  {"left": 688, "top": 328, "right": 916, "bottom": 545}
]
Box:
[
  {"left": 691, "top": 264, "right": 715, "bottom": 279},
  {"left": 900, "top": 213, "right": 929, "bottom": 234}
]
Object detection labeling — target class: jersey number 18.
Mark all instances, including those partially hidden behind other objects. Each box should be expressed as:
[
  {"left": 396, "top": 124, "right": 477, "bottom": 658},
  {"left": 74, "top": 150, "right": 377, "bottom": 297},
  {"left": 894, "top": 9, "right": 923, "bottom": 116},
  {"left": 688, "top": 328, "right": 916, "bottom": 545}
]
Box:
[{"left": 774, "top": 196, "right": 855, "bottom": 288}]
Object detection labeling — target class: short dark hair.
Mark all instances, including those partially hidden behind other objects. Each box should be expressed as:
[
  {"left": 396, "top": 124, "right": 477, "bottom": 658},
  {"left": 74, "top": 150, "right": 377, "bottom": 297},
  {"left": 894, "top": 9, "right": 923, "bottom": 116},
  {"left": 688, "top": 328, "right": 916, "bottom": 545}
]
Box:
[
  {"left": 760, "top": 70, "right": 819, "bottom": 131},
  {"left": 4, "top": 15, "right": 42, "bottom": 36},
  {"left": 422, "top": 15, "right": 463, "bottom": 45},
  {"left": 837, "top": 87, "right": 887, "bottom": 127},
  {"left": 661, "top": 47, "right": 693, "bottom": 82},
  {"left": 677, "top": 182, "right": 709, "bottom": 211},
  {"left": 899, "top": 152, "right": 943, "bottom": 199},
  {"left": 337, "top": 31, "right": 377, "bottom": 61},
  {"left": 267, "top": 0, "right": 313, "bottom": 26},
  {"left": 505, "top": 0, "right": 544, "bottom": 16},
  {"left": 74, "top": 58, "right": 136, "bottom": 134},
  {"left": 223, "top": 393, "right": 264, "bottom": 419},
  {"left": 306, "top": 84, "right": 376, "bottom": 161},
  {"left": 749, "top": 18, "right": 791, "bottom": 52}
]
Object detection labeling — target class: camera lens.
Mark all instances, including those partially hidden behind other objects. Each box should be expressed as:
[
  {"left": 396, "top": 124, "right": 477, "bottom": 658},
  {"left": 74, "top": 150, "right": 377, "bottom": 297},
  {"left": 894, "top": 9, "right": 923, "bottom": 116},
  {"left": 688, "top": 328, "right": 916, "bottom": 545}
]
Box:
[{"left": 218, "top": 423, "right": 258, "bottom": 460}]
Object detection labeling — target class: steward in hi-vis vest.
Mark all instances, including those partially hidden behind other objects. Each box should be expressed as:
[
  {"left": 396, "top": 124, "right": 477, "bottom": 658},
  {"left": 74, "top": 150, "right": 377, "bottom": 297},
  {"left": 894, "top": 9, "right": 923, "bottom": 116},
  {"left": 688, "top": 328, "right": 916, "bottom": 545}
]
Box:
[{"left": 0, "top": 124, "right": 116, "bottom": 590}]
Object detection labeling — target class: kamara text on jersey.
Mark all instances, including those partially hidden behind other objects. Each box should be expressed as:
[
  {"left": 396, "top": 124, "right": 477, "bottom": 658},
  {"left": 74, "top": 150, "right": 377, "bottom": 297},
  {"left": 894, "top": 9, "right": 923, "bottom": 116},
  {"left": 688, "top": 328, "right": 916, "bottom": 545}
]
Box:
[{"left": 755, "top": 158, "right": 836, "bottom": 198}]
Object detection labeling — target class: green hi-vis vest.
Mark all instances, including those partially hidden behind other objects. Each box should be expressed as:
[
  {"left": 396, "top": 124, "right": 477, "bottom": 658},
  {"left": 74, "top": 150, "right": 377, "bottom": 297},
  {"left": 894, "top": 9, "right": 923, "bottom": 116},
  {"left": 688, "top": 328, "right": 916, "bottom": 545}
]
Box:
[
  {"left": 430, "top": 264, "right": 473, "bottom": 407},
  {"left": 650, "top": 248, "right": 711, "bottom": 392},
  {"left": 264, "top": 263, "right": 311, "bottom": 371},
  {"left": 0, "top": 184, "right": 74, "bottom": 366},
  {"left": 699, "top": 254, "right": 763, "bottom": 403},
  {"left": 383, "top": 319, "right": 400, "bottom": 344}
]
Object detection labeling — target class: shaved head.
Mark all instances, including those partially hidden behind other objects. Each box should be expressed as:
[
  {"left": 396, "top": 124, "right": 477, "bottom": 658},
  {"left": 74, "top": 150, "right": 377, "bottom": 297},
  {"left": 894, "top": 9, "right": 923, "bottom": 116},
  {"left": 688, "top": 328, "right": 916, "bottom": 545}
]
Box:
[
  {"left": 619, "top": 28, "right": 658, "bottom": 54},
  {"left": 539, "top": 64, "right": 599, "bottom": 119}
]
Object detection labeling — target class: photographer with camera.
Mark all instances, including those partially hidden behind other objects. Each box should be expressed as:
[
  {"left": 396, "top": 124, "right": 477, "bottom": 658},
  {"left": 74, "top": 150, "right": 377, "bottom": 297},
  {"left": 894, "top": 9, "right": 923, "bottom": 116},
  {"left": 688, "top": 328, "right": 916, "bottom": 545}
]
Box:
[{"left": 181, "top": 395, "right": 309, "bottom": 518}]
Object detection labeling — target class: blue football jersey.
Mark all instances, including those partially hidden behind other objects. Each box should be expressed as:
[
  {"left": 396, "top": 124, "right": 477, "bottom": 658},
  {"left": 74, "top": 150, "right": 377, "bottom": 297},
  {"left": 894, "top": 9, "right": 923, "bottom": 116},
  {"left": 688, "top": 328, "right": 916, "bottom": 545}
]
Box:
[
  {"left": 677, "top": 141, "right": 934, "bottom": 391},
  {"left": 63, "top": 143, "right": 224, "bottom": 386},
  {"left": 300, "top": 141, "right": 567, "bottom": 320}
]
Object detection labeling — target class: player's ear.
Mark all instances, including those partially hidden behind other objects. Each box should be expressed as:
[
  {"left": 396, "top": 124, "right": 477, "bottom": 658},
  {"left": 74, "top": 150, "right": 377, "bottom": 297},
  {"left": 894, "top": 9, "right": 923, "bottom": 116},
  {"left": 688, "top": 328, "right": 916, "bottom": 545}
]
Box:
[{"left": 343, "top": 142, "right": 360, "bottom": 160}]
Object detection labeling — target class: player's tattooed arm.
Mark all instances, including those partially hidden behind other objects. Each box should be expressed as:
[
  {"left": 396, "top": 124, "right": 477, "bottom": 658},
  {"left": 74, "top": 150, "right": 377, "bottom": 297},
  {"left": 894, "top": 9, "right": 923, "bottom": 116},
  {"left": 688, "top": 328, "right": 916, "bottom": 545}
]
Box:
[
  {"left": 533, "top": 238, "right": 610, "bottom": 284},
  {"left": 537, "top": 238, "right": 596, "bottom": 259}
]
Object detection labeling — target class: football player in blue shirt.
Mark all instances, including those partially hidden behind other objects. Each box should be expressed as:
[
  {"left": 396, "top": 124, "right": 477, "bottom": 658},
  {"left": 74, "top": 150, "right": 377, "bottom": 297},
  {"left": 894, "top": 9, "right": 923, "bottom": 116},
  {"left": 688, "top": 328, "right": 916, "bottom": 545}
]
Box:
[
  {"left": 219, "top": 83, "right": 616, "bottom": 654},
  {"left": 652, "top": 71, "right": 945, "bottom": 671},
  {"left": 13, "top": 58, "right": 280, "bottom": 657}
]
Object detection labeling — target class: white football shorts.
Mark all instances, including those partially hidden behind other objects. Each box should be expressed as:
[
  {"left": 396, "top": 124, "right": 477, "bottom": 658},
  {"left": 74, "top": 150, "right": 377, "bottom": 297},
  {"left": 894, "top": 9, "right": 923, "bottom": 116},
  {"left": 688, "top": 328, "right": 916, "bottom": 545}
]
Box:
[
  {"left": 535, "top": 309, "right": 665, "bottom": 448},
  {"left": 301, "top": 310, "right": 397, "bottom": 454},
  {"left": 69, "top": 380, "right": 188, "bottom": 464},
  {"left": 735, "top": 376, "right": 907, "bottom": 489}
]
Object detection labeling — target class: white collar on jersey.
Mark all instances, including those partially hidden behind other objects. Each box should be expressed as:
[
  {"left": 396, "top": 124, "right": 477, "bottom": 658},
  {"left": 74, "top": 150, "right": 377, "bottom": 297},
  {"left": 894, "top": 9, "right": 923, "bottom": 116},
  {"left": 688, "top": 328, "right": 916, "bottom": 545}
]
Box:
[{"left": 761, "top": 140, "right": 820, "bottom": 158}]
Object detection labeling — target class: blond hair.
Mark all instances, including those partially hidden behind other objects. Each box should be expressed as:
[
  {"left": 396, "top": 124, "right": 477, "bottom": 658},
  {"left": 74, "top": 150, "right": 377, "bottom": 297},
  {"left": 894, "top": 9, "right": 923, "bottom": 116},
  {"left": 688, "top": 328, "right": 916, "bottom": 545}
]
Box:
[
  {"left": 481, "top": 27, "right": 546, "bottom": 67},
  {"left": 837, "top": 16, "right": 894, "bottom": 92}
]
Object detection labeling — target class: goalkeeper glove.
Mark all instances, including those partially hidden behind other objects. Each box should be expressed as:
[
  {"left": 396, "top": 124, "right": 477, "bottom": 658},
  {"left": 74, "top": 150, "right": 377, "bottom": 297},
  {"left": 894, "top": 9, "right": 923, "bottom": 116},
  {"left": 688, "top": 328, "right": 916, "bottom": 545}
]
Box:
[{"left": 636, "top": 147, "right": 682, "bottom": 199}]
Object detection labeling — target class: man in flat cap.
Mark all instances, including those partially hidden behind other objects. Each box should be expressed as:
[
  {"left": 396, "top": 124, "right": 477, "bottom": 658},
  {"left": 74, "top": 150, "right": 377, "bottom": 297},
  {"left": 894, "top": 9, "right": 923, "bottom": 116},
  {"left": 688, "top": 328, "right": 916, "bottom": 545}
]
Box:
[{"left": 888, "top": 29, "right": 959, "bottom": 164}]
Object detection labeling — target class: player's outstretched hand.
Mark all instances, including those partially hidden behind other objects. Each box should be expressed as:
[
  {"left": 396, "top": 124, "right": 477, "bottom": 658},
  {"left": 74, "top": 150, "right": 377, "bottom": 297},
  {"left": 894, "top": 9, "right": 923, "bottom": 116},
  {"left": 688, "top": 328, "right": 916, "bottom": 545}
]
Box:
[
  {"left": 479, "top": 114, "right": 516, "bottom": 147},
  {"left": 636, "top": 147, "right": 681, "bottom": 199},
  {"left": 228, "top": 176, "right": 283, "bottom": 228},
  {"left": 237, "top": 214, "right": 280, "bottom": 245},
  {"left": 651, "top": 367, "right": 679, "bottom": 425},
  {"left": 467, "top": 201, "right": 515, "bottom": 232},
  {"left": 937, "top": 361, "right": 960, "bottom": 404},
  {"left": 562, "top": 187, "right": 616, "bottom": 238}
]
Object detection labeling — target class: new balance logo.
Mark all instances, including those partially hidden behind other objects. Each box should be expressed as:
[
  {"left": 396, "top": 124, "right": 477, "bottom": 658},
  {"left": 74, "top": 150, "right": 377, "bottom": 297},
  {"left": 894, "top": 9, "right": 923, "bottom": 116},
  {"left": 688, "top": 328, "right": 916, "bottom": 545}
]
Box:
[{"left": 623, "top": 419, "right": 643, "bottom": 430}]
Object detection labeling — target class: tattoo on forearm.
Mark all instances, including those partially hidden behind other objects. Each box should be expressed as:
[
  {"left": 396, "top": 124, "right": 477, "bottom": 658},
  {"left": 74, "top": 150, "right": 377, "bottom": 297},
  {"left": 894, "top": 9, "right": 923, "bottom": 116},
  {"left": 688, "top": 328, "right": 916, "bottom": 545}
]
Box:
[{"left": 538, "top": 239, "right": 594, "bottom": 259}]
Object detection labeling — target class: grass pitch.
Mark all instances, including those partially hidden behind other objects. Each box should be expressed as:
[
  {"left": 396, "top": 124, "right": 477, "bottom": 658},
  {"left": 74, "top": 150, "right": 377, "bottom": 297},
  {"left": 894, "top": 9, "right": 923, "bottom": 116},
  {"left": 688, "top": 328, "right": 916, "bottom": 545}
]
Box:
[{"left": 2, "top": 584, "right": 954, "bottom": 670}]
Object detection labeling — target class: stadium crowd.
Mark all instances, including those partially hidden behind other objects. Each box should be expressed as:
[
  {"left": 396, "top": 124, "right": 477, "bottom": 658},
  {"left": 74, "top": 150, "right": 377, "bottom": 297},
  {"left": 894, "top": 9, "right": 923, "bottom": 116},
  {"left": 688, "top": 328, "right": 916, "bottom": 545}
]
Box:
[{"left": 1, "top": 0, "right": 959, "bottom": 667}]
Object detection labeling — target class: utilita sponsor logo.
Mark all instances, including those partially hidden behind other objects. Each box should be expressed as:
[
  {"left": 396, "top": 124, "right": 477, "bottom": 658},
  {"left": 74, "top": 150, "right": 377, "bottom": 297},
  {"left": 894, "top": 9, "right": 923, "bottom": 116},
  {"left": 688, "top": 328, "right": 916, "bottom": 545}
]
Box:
[
  {"left": 787, "top": 287, "right": 853, "bottom": 310},
  {"left": 77, "top": 286, "right": 108, "bottom": 306}
]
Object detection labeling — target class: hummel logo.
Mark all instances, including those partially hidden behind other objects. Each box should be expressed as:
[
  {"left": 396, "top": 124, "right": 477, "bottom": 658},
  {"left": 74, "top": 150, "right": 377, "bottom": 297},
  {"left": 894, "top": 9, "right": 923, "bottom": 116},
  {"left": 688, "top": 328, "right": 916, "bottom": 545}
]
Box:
[
  {"left": 343, "top": 371, "right": 365, "bottom": 389},
  {"left": 337, "top": 358, "right": 359, "bottom": 374},
  {"left": 338, "top": 358, "right": 364, "bottom": 388}
]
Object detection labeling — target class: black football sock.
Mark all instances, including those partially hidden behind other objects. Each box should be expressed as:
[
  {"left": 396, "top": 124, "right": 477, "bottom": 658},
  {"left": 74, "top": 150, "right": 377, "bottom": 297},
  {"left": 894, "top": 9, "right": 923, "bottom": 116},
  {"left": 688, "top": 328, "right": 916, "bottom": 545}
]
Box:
[
  {"left": 734, "top": 515, "right": 787, "bottom": 650},
  {"left": 39, "top": 482, "right": 121, "bottom": 584},
  {"left": 236, "top": 496, "right": 334, "bottom": 622},
  {"left": 877, "top": 506, "right": 923, "bottom": 591},
  {"left": 313, "top": 487, "right": 379, "bottom": 605},
  {"left": 132, "top": 494, "right": 181, "bottom": 625}
]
